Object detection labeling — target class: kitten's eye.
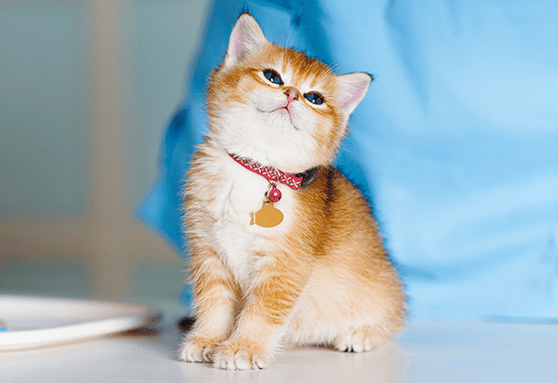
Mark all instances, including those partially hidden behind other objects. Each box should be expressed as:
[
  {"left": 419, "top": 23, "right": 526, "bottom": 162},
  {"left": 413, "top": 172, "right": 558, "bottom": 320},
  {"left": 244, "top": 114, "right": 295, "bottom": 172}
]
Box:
[
  {"left": 304, "top": 92, "right": 324, "bottom": 105},
  {"left": 263, "top": 69, "right": 283, "bottom": 86}
]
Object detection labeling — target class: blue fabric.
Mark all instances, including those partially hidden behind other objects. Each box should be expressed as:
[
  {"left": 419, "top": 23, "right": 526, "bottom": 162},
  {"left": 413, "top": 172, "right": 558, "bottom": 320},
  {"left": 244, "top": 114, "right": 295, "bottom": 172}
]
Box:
[{"left": 137, "top": 0, "right": 558, "bottom": 320}]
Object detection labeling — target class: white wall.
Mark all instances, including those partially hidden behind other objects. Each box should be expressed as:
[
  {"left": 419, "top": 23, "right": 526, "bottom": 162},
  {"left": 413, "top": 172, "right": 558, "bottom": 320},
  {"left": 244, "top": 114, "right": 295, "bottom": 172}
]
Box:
[{"left": 0, "top": 0, "right": 209, "bottom": 300}]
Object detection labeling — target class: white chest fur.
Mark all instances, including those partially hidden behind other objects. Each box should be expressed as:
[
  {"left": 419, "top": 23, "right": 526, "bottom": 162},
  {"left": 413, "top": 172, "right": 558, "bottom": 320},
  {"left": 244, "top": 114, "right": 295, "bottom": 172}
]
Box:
[{"left": 192, "top": 149, "right": 296, "bottom": 290}]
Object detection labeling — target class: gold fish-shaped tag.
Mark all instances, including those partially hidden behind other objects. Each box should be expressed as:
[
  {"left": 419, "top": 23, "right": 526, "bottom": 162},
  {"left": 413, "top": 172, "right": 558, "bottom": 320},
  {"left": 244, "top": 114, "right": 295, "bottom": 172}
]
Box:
[{"left": 250, "top": 200, "right": 284, "bottom": 228}]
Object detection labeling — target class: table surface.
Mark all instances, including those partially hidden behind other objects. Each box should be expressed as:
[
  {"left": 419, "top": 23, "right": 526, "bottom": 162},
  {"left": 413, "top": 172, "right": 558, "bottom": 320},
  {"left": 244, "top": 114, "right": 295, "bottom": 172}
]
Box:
[{"left": 2, "top": 300, "right": 557, "bottom": 383}]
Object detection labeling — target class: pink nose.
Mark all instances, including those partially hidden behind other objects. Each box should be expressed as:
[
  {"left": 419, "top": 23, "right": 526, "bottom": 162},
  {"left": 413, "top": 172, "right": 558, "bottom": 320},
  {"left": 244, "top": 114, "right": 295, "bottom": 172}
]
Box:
[{"left": 284, "top": 89, "right": 299, "bottom": 103}]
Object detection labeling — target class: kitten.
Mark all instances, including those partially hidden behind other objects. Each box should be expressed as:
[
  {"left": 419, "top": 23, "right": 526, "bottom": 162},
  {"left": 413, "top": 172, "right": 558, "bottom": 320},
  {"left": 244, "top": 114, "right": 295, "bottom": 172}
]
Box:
[{"left": 178, "top": 13, "right": 406, "bottom": 370}]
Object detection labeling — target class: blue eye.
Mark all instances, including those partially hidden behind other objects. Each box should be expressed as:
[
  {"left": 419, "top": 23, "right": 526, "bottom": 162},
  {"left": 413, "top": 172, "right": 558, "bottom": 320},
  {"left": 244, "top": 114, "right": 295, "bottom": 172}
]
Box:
[
  {"left": 304, "top": 92, "right": 324, "bottom": 105},
  {"left": 263, "top": 69, "right": 283, "bottom": 85}
]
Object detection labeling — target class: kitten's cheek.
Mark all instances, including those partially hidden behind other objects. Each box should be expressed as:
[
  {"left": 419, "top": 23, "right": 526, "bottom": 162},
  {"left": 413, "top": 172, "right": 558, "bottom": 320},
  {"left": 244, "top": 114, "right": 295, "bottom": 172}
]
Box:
[{"left": 290, "top": 111, "right": 311, "bottom": 131}]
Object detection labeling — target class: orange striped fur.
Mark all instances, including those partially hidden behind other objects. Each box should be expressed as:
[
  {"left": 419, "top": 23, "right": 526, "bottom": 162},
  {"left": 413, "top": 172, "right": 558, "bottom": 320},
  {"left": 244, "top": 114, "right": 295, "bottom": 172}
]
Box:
[{"left": 178, "top": 13, "right": 406, "bottom": 370}]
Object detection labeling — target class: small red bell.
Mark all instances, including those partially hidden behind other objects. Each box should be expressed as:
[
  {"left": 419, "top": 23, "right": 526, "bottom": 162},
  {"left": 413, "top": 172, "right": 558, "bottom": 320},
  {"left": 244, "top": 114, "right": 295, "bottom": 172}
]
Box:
[{"left": 267, "top": 185, "right": 282, "bottom": 202}]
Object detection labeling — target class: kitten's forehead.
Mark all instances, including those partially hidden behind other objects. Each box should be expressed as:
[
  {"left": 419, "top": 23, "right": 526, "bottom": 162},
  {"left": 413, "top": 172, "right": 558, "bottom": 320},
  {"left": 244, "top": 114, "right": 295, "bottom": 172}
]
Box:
[{"left": 262, "top": 46, "right": 336, "bottom": 91}]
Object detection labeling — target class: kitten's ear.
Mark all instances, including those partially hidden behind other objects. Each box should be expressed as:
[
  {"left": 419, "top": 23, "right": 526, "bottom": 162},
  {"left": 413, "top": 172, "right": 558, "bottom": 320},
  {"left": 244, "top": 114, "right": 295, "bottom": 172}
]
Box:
[
  {"left": 337, "top": 73, "right": 373, "bottom": 116},
  {"left": 223, "top": 13, "right": 268, "bottom": 69}
]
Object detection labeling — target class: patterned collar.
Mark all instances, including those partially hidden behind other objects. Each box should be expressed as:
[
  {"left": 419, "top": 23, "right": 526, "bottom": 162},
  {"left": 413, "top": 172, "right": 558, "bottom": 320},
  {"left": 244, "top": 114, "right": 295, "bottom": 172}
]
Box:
[{"left": 228, "top": 153, "right": 321, "bottom": 192}]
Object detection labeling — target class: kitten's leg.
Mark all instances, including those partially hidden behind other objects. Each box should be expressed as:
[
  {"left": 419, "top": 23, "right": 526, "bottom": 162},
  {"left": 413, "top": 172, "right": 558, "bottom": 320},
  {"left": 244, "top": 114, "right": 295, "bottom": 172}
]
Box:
[
  {"left": 211, "top": 252, "right": 308, "bottom": 370},
  {"left": 178, "top": 248, "right": 240, "bottom": 363}
]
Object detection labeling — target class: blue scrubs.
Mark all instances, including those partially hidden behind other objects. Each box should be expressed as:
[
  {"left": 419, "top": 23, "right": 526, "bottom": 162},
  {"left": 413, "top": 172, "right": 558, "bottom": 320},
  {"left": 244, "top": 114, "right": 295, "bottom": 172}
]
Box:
[{"left": 138, "top": 0, "right": 558, "bottom": 320}]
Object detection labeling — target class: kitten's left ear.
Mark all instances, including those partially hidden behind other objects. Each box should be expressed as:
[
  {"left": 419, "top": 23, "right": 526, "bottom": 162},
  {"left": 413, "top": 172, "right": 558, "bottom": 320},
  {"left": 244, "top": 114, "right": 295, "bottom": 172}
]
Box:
[
  {"left": 223, "top": 13, "right": 268, "bottom": 69},
  {"left": 337, "top": 73, "right": 373, "bottom": 116}
]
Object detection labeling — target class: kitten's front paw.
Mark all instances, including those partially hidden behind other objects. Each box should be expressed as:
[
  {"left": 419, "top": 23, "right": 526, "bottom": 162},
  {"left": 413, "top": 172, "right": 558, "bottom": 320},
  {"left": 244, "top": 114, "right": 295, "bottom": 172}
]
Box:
[
  {"left": 334, "top": 327, "right": 387, "bottom": 353},
  {"left": 178, "top": 335, "right": 219, "bottom": 363},
  {"left": 211, "top": 340, "right": 269, "bottom": 370}
]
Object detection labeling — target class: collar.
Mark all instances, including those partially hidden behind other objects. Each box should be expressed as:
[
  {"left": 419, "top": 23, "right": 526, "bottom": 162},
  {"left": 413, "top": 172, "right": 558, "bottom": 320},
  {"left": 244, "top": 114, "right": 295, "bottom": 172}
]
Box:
[{"left": 228, "top": 153, "right": 321, "bottom": 190}]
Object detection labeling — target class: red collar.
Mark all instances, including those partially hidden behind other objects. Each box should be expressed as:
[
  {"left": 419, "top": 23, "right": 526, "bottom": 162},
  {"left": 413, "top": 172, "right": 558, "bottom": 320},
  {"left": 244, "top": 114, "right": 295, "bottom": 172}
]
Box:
[{"left": 228, "top": 153, "right": 320, "bottom": 191}]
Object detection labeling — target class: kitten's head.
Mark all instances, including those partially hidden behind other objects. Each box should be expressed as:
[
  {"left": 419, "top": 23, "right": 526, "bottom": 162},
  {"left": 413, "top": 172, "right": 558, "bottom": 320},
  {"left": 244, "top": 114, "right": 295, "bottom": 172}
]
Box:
[{"left": 207, "top": 13, "right": 371, "bottom": 173}]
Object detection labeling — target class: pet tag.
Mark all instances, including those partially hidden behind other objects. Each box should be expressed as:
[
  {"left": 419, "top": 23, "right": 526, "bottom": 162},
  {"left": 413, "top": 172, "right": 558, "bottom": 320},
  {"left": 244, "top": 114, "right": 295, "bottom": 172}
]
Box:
[{"left": 250, "top": 200, "right": 284, "bottom": 228}]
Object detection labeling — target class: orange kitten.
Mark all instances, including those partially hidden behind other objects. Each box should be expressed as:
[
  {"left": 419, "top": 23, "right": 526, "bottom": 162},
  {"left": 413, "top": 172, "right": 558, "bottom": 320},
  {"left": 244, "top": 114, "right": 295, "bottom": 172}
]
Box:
[{"left": 179, "top": 13, "right": 406, "bottom": 370}]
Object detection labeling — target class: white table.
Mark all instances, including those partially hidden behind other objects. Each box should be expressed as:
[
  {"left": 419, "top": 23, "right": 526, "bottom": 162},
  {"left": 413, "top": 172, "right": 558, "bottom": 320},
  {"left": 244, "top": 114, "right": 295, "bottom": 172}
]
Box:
[{"left": 2, "top": 302, "right": 557, "bottom": 383}]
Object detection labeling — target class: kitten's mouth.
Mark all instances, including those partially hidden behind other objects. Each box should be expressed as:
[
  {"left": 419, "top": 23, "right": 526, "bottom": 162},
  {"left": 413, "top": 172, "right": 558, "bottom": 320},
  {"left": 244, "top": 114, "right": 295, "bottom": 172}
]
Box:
[
  {"left": 258, "top": 107, "right": 299, "bottom": 130},
  {"left": 275, "top": 106, "right": 291, "bottom": 115},
  {"left": 274, "top": 107, "right": 299, "bottom": 130}
]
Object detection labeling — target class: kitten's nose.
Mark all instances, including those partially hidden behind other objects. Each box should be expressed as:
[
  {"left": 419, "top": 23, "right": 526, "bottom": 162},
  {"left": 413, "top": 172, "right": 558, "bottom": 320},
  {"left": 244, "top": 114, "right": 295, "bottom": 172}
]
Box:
[{"left": 284, "top": 89, "right": 299, "bottom": 103}]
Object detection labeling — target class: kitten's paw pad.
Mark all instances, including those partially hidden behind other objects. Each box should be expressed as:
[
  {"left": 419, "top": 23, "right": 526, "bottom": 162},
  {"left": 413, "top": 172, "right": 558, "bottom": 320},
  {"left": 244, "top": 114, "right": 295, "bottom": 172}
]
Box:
[
  {"left": 212, "top": 341, "right": 268, "bottom": 370},
  {"left": 178, "top": 336, "right": 219, "bottom": 363},
  {"left": 334, "top": 327, "right": 385, "bottom": 353}
]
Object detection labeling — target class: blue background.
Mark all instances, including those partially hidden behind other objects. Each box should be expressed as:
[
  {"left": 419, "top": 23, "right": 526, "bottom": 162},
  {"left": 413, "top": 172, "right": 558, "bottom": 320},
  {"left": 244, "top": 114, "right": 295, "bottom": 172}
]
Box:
[{"left": 138, "top": 0, "right": 558, "bottom": 320}]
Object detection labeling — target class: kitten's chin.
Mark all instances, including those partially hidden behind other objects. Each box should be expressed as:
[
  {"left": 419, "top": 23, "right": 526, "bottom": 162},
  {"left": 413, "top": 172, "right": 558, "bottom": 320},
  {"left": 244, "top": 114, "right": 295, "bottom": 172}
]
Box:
[{"left": 209, "top": 111, "right": 330, "bottom": 172}]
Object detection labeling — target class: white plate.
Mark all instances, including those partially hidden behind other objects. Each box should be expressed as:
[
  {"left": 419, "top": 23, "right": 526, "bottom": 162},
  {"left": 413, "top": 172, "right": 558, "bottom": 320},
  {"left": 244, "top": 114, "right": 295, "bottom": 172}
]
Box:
[{"left": 0, "top": 295, "right": 160, "bottom": 351}]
